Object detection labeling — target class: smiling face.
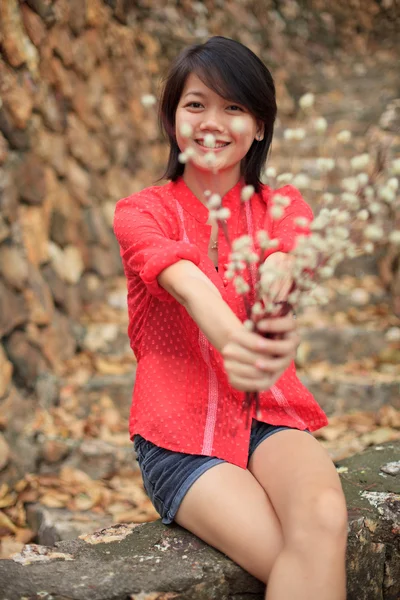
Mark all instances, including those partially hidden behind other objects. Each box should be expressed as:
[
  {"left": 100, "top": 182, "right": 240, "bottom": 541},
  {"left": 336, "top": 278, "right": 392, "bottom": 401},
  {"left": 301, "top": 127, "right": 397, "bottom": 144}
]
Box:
[{"left": 175, "top": 73, "right": 263, "bottom": 177}]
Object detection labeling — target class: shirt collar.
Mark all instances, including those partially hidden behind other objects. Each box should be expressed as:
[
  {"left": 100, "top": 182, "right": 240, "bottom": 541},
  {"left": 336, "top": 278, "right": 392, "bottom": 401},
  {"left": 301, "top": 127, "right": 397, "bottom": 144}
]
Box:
[{"left": 169, "top": 176, "right": 245, "bottom": 224}]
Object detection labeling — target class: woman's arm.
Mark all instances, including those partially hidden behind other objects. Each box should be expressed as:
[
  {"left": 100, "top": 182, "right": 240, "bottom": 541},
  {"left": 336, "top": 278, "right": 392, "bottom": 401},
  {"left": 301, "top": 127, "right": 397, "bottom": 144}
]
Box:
[
  {"left": 158, "top": 259, "right": 242, "bottom": 352},
  {"left": 158, "top": 260, "right": 299, "bottom": 392}
]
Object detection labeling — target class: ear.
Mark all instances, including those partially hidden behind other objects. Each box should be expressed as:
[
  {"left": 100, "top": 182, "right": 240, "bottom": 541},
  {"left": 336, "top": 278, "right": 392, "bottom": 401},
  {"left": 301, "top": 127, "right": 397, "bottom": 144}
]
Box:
[{"left": 256, "top": 122, "right": 265, "bottom": 141}]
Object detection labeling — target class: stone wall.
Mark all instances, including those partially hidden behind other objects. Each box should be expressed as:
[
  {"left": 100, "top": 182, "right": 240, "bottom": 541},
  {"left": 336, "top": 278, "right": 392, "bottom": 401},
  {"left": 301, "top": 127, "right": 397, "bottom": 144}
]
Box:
[{"left": 0, "top": 0, "right": 399, "bottom": 482}]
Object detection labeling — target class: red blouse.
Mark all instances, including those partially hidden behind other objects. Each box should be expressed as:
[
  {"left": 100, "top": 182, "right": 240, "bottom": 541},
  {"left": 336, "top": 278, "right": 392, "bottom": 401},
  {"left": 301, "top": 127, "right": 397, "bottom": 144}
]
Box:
[{"left": 113, "top": 176, "right": 328, "bottom": 468}]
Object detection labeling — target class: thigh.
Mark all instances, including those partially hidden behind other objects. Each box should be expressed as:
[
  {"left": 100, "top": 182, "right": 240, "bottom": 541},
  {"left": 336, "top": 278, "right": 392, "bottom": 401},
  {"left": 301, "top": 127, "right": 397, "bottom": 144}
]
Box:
[
  {"left": 175, "top": 461, "right": 284, "bottom": 584},
  {"left": 248, "top": 430, "right": 348, "bottom": 544}
]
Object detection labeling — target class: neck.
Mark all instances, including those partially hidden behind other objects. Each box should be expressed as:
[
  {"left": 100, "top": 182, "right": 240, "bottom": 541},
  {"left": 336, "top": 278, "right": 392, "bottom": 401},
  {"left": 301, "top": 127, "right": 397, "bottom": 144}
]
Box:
[{"left": 182, "top": 163, "right": 242, "bottom": 206}]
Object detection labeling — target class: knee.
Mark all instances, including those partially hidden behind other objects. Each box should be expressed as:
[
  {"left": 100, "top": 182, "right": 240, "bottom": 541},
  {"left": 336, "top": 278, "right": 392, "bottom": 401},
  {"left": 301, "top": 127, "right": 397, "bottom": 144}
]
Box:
[{"left": 289, "top": 487, "right": 348, "bottom": 548}]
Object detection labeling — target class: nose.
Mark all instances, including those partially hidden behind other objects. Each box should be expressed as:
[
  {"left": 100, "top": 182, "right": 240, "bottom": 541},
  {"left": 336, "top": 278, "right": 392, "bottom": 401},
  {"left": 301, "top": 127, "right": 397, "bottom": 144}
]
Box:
[{"left": 199, "top": 110, "right": 225, "bottom": 134}]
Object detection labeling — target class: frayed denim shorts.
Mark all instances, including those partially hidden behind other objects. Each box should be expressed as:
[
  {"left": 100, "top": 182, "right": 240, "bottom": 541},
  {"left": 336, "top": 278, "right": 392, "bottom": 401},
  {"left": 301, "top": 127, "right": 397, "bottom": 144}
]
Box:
[{"left": 134, "top": 420, "right": 311, "bottom": 525}]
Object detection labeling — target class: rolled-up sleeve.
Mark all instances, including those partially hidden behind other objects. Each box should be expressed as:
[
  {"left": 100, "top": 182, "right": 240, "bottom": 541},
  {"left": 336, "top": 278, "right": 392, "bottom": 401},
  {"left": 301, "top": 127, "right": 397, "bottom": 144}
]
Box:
[
  {"left": 270, "top": 185, "right": 314, "bottom": 253},
  {"left": 113, "top": 193, "right": 201, "bottom": 301}
]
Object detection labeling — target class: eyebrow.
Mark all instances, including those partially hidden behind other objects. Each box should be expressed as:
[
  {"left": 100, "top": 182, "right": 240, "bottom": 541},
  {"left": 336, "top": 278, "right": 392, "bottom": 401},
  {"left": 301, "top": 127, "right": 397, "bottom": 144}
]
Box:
[{"left": 183, "top": 91, "right": 207, "bottom": 98}]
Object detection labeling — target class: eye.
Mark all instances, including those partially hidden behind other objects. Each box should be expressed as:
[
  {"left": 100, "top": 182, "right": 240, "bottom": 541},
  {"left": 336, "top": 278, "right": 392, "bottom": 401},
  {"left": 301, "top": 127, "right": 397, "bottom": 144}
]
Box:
[
  {"left": 185, "top": 102, "right": 203, "bottom": 109},
  {"left": 227, "top": 105, "right": 244, "bottom": 112}
]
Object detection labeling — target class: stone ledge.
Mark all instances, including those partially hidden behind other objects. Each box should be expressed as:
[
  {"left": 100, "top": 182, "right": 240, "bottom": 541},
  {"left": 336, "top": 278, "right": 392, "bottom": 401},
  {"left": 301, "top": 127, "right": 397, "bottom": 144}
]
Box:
[{"left": 0, "top": 442, "right": 399, "bottom": 600}]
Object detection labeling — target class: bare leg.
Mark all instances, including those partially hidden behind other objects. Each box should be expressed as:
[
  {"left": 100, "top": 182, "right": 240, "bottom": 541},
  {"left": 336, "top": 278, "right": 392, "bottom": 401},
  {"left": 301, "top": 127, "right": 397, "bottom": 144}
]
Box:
[
  {"left": 248, "top": 430, "right": 348, "bottom": 600},
  {"left": 174, "top": 461, "right": 284, "bottom": 585}
]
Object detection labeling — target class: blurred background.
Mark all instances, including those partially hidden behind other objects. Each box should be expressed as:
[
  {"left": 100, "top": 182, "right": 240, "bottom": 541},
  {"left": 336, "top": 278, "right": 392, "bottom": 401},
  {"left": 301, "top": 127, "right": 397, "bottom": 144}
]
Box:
[{"left": 0, "top": 0, "right": 399, "bottom": 557}]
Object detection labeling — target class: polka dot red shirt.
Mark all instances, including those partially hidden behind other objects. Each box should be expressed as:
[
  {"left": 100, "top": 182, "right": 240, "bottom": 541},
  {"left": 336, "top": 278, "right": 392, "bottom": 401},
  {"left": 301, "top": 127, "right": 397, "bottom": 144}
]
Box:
[{"left": 113, "top": 176, "right": 328, "bottom": 468}]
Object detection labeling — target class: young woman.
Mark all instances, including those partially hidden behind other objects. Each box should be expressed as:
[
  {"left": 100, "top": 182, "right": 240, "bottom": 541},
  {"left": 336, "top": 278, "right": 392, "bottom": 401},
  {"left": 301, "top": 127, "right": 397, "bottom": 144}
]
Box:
[{"left": 113, "top": 36, "right": 348, "bottom": 600}]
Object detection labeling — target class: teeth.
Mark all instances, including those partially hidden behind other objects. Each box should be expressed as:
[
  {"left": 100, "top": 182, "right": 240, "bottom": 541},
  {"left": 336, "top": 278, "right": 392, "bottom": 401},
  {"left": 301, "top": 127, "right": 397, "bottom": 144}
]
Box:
[{"left": 196, "top": 140, "right": 229, "bottom": 148}]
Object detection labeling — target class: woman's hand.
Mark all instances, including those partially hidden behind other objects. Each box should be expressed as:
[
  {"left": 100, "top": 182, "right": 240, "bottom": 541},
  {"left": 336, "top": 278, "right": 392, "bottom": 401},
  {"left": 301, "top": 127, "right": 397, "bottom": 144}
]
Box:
[
  {"left": 262, "top": 251, "right": 295, "bottom": 303},
  {"left": 221, "top": 314, "right": 300, "bottom": 392}
]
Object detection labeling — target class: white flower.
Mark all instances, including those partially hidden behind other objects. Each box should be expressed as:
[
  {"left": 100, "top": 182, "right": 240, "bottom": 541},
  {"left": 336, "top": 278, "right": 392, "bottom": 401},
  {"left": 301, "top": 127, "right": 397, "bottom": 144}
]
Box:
[
  {"left": 314, "top": 117, "right": 328, "bottom": 133},
  {"left": 364, "top": 225, "right": 383, "bottom": 241},
  {"left": 204, "top": 133, "right": 216, "bottom": 148},
  {"left": 207, "top": 193, "right": 221, "bottom": 209},
  {"left": 322, "top": 192, "right": 335, "bottom": 204},
  {"left": 272, "top": 194, "right": 291, "bottom": 207},
  {"left": 295, "top": 216, "right": 310, "bottom": 228},
  {"left": 316, "top": 158, "right": 335, "bottom": 172},
  {"left": 232, "top": 119, "right": 246, "bottom": 133},
  {"left": 204, "top": 189, "right": 211, "bottom": 197},
  {"left": 378, "top": 186, "right": 395, "bottom": 203},
  {"left": 336, "top": 210, "right": 350, "bottom": 223},
  {"left": 232, "top": 235, "right": 252, "bottom": 251},
  {"left": 292, "top": 174, "right": 310, "bottom": 189},
  {"left": 389, "top": 231, "right": 400, "bottom": 244},
  {"left": 364, "top": 186, "right": 375, "bottom": 199},
  {"left": 357, "top": 172, "right": 369, "bottom": 186},
  {"left": 387, "top": 177, "right": 399, "bottom": 192},
  {"left": 336, "top": 130, "right": 352, "bottom": 143},
  {"left": 292, "top": 128, "right": 306, "bottom": 140},
  {"left": 185, "top": 147, "right": 196, "bottom": 158},
  {"left": 391, "top": 158, "right": 400, "bottom": 175},
  {"left": 266, "top": 166, "right": 276, "bottom": 178},
  {"left": 251, "top": 305, "right": 264, "bottom": 320},
  {"left": 217, "top": 207, "right": 231, "bottom": 220},
  {"left": 341, "top": 177, "right": 359, "bottom": 193},
  {"left": 283, "top": 129, "right": 295, "bottom": 141},
  {"left": 271, "top": 205, "right": 284, "bottom": 219},
  {"left": 357, "top": 210, "right": 369, "bottom": 221},
  {"left": 243, "top": 319, "right": 255, "bottom": 331},
  {"left": 141, "top": 94, "right": 157, "bottom": 107},
  {"left": 320, "top": 266, "right": 334, "bottom": 278},
  {"left": 241, "top": 185, "right": 255, "bottom": 202},
  {"left": 256, "top": 230, "right": 270, "bottom": 249},
  {"left": 178, "top": 152, "right": 188, "bottom": 164},
  {"left": 234, "top": 276, "right": 250, "bottom": 294},
  {"left": 299, "top": 93, "right": 315, "bottom": 109},
  {"left": 276, "top": 172, "right": 293, "bottom": 184},
  {"left": 180, "top": 122, "right": 193, "bottom": 138},
  {"left": 350, "top": 153, "right": 370, "bottom": 171},
  {"left": 369, "top": 203, "right": 381, "bottom": 215},
  {"left": 204, "top": 151, "right": 216, "bottom": 166},
  {"left": 363, "top": 242, "right": 374, "bottom": 254}
]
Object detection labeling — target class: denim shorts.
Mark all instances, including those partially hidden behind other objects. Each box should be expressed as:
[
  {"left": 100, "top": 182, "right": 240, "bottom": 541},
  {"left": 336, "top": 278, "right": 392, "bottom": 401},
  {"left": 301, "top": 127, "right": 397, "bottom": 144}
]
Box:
[{"left": 134, "top": 420, "right": 311, "bottom": 525}]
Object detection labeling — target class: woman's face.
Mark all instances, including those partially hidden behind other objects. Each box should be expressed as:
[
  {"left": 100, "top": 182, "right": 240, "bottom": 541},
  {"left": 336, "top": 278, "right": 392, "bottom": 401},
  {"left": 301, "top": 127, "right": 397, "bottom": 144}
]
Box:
[{"left": 175, "top": 73, "right": 263, "bottom": 174}]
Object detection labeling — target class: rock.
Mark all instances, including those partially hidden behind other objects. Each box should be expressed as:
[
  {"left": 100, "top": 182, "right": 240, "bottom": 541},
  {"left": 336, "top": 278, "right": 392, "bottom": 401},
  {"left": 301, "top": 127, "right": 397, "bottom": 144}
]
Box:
[
  {"left": 36, "top": 128, "right": 68, "bottom": 176},
  {"left": 0, "top": 167, "right": 19, "bottom": 223},
  {"left": 60, "top": 438, "right": 135, "bottom": 480},
  {"left": 0, "top": 241, "right": 29, "bottom": 290},
  {"left": 0, "top": 0, "right": 39, "bottom": 75},
  {"left": 1, "top": 442, "right": 399, "bottom": 599},
  {"left": 68, "top": 0, "right": 87, "bottom": 35},
  {"left": 0, "top": 131, "right": 9, "bottom": 164},
  {"left": 0, "top": 344, "right": 13, "bottom": 399},
  {"left": 0, "top": 60, "right": 34, "bottom": 129},
  {"left": 298, "top": 326, "right": 389, "bottom": 364},
  {"left": 26, "top": 504, "right": 114, "bottom": 546},
  {"left": 24, "top": 266, "right": 55, "bottom": 326},
  {"left": 0, "top": 280, "right": 29, "bottom": 337},
  {"left": 79, "top": 273, "right": 106, "bottom": 304},
  {"left": 0, "top": 432, "right": 11, "bottom": 471},
  {"left": 300, "top": 373, "right": 400, "bottom": 415},
  {"left": 16, "top": 154, "right": 48, "bottom": 205},
  {"left": 82, "top": 323, "right": 120, "bottom": 353},
  {"left": 19, "top": 202, "right": 53, "bottom": 266},
  {"left": 0, "top": 105, "right": 30, "bottom": 149},
  {"left": 66, "top": 113, "right": 110, "bottom": 172},
  {"left": 4, "top": 329, "right": 48, "bottom": 388},
  {"left": 48, "top": 242, "right": 85, "bottom": 285},
  {"left": 21, "top": 3, "right": 47, "bottom": 47}
]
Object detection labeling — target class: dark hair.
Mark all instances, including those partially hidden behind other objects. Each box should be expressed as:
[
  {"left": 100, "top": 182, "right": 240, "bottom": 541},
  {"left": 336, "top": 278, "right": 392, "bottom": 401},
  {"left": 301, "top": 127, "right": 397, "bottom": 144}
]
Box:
[{"left": 158, "top": 36, "right": 277, "bottom": 193}]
